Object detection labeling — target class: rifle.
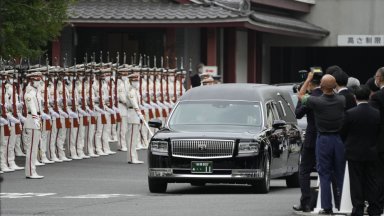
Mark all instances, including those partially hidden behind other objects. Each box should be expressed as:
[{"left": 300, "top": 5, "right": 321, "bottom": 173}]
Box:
[
  {"left": 109, "top": 73, "right": 116, "bottom": 125},
  {"left": 114, "top": 53, "right": 121, "bottom": 123},
  {"left": 62, "top": 57, "right": 71, "bottom": 129},
  {"left": 1, "top": 75, "right": 11, "bottom": 136},
  {"left": 81, "top": 57, "right": 89, "bottom": 126},
  {"left": 142, "top": 56, "right": 154, "bottom": 120},
  {"left": 89, "top": 54, "right": 97, "bottom": 125},
  {"left": 173, "top": 57, "right": 178, "bottom": 103},
  {"left": 164, "top": 56, "right": 172, "bottom": 113},
  {"left": 159, "top": 57, "right": 167, "bottom": 117},
  {"left": 98, "top": 75, "right": 107, "bottom": 125},
  {"left": 71, "top": 63, "right": 80, "bottom": 128},
  {"left": 151, "top": 57, "right": 161, "bottom": 118},
  {"left": 43, "top": 58, "right": 52, "bottom": 131},
  {"left": 12, "top": 61, "right": 22, "bottom": 134}
]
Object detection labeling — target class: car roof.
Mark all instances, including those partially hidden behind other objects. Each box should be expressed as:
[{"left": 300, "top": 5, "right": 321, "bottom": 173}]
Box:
[{"left": 180, "top": 83, "right": 285, "bottom": 101}]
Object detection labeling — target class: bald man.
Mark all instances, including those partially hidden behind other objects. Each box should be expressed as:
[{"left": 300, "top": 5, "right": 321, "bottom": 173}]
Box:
[{"left": 298, "top": 72, "right": 346, "bottom": 215}]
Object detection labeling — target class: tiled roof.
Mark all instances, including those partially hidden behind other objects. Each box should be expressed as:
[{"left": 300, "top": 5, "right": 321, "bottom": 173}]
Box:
[
  {"left": 250, "top": 11, "right": 329, "bottom": 37},
  {"left": 68, "top": 0, "right": 247, "bottom": 24},
  {"left": 67, "top": 0, "right": 329, "bottom": 38}
]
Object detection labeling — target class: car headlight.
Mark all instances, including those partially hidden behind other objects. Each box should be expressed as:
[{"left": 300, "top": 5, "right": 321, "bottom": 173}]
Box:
[
  {"left": 150, "top": 141, "right": 168, "bottom": 156},
  {"left": 238, "top": 142, "right": 260, "bottom": 156}
]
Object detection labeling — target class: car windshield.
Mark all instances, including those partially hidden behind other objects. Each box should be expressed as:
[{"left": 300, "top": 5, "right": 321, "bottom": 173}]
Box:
[{"left": 168, "top": 100, "right": 263, "bottom": 128}]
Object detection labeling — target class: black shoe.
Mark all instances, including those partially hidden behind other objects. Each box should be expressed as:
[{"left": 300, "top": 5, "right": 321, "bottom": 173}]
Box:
[
  {"left": 318, "top": 209, "right": 333, "bottom": 215},
  {"left": 292, "top": 204, "right": 311, "bottom": 212}
]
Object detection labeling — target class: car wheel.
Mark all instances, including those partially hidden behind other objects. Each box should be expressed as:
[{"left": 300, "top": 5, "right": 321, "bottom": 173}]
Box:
[
  {"left": 148, "top": 178, "right": 167, "bottom": 193},
  {"left": 252, "top": 153, "right": 270, "bottom": 194},
  {"left": 285, "top": 172, "right": 300, "bottom": 188}
]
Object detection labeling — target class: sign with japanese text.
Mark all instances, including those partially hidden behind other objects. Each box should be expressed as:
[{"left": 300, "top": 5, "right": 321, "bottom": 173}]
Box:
[
  {"left": 202, "top": 66, "right": 218, "bottom": 76},
  {"left": 338, "top": 35, "right": 384, "bottom": 46}
]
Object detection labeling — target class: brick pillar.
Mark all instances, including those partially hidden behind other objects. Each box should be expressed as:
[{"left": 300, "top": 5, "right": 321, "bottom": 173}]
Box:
[
  {"left": 52, "top": 39, "right": 61, "bottom": 66},
  {"left": 224, "top": 28, "right": 236, "bottom": 83},
  {"left": 206, "top": 28, "right": 217, "bottom": 66}
]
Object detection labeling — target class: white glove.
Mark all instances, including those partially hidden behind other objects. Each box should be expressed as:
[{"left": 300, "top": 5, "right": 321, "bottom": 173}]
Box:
[
  {"left": 94, "top": 96, "right": 100, "bottom": 102},
  {"left": 33, "top": 118, "right": 40, "bottom": 129},
  {"left": 18, "top": 113, "right": 26, "bottom": 123},
  {"left": 95, "top": 106, "right": 106, "bottom": 114},
  {"left": 105, "top": 107, "right": 116, "bottom": 114},
  {"left": 41, "top": 112, "right": 51, "bottom": 120},
  {"left": 78, "top": 108, "right": 88, "bottom": 117},
  {"left": 58, "top": 98, "right": 64, "bottom": 106},
  {"left": 137, "top": 112, "right": 145, "bottom": 121},
  {"left": 17, "top": 102, "right": 24, "bottom": 109},
  {"left": 113, "top": 106, "right": 120, "bottom": 113},
  {"left": 7, "top": 113, "right": 20, "bottom": 124},
  {"left": 68, "top": 110, "right": 78, "bottom": 118},
  {"left": 0, "top": 117, "right": 8, "bottom": 126},
  {"left": 58, "top": 109, "right": 69, "bottom": 118},
  {"left": 49, "top": 108, "right": 60, "bottom": 119}
]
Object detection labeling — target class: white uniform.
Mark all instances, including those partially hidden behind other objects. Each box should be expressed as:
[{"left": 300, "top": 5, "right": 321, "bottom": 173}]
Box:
[
  {"left": 76, "top": 78, "right": 90, "bottom": 159},
  {"left": 93, "top": 78, "right": 107, "bottom": 155},
  {"left": 102, "top": 78, "right": 115, "bottom": 155},
  {"left": 4, "top": 81, "right": 24, "bottom": 170},
  {"left": 56, "top": 80, "right": 72, "bottom": 162},
  {"left": 36, "top": 81, "right": 54, "bottom": 164},
  {"left": 126, "top": 85, "right": 143, "bottom": 163},
  {"left": 67, "top": 79, "right": 81, "bottom": 159},
  {"left": 84, "top": 78, "right": 99, "bottom": 157},
  {"left": 0, "top": 79, "right": 12, "bottom": 172},
  {"left": 23, "top": 82, "right": 43, "bottom": 178},
  {"left": 117, "top": 78, "right": 129, "bottom": 151},
  {"left": 47, "top": 80, "right": 62, "bottom": 162}
]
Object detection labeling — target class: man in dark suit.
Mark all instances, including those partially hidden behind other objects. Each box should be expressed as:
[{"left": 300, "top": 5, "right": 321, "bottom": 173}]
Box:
[
  {"left": 293, "top": 74, "right": 323, "bottom": 212},
  {"left": 330, "top": 67, "right": 357, "bottom": 111},
  {"left": 369, "top": 67, "right": 384, "bottom": 213},
  {"left": 341, "top": 85, "right": 381, "bottom": 216}
]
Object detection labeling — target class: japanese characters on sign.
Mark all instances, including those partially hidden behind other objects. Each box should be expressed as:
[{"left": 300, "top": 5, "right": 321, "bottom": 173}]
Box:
[{"left": 338, "top": 35, "right": 384, "bottom": 46}]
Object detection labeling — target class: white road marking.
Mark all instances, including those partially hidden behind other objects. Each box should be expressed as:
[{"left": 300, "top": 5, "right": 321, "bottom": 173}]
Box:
[
  {"left": 0, "top": 193, "right": 56, "bottom": 199},
  {"left": 0, "top": 193, "right": 137, "bottom": 199},
  {"left": 60, "top": 194, "right": 137, "bottom": 199}
]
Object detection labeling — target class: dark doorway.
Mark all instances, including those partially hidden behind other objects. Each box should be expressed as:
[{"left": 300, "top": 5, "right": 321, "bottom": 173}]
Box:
[{"left": 270, "top": 47, "right": 384, "bottom": 84}]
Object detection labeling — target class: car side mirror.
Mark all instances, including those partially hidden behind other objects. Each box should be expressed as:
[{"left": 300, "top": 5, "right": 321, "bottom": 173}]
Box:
[
  {"left": 148, "top": 119, "right": 162, "bottom": 129},
  {"left": 272, "top": 120, "right": 286, "bottom": 129}
]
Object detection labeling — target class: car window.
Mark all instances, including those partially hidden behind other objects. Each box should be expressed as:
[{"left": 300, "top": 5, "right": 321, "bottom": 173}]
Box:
[
  {"left": 266, "top": 101, "right": 280, "bottom": 128},
  {"left": 169, "top": 100, "right": 262, "bottom": 127}
]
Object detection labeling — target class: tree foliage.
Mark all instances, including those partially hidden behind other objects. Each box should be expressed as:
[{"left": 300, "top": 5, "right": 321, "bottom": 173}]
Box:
[{"left": 0, "top": 0, "right": 74, "bottom": 58}]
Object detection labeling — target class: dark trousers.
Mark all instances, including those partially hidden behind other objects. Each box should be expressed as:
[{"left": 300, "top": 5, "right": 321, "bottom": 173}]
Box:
[
  {"left": 299, "top": 147, "right": 316, "bottom": 207},
  {"left": 378, "top": 154, "right": 384, "bottom": 212},
  {"left": 316, "top": 133, "right": 345, "bottom": 210},
  {"left": 348, "top": 160, "right": 381, "bottom": 216}
]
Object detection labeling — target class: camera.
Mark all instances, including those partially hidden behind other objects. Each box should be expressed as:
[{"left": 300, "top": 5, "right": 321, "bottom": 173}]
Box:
[{"left": 298, "top": 67, "right": 323, "bottom": 83}]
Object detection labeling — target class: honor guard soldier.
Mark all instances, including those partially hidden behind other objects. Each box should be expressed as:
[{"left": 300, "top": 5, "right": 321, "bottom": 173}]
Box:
[
  {"left": 38, "top": 68, "right": 55, "bottom": 164},
  {"left": 84, "top": 68, "right": 99, "bottom": 158},
  {"left": 55, "top": 70, "right": 72, "bottom": 162},
  {"left": 201, "top": 76, "right": 215, "bottom": 85},
  {"left": 0, "top": 70, "right": 14, "bottom": 172},
  {"left": 3, "top": 70, "right": 24, "bottom": 171},
  {"left": 74, "top": 68, "right": 91, "bottom": 159},
  {"left": 23, "top": 72, "right": 44, "bottom": 179},
  {"left": 126, "top": 73, "right": 144, "bottom": 164},
  {"left": 47, "top": 70, "right": 63, "bottom": 162},
  {"left": 116, "top": 68, "right": 130, "bottom": 151},
  {"left": 66, "top": 69, "right": 82, "bottom": 160}
]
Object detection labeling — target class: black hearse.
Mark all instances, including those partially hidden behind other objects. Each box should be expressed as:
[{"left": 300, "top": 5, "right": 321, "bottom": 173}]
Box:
[{"left": 147, "top": 84, "right": 302, "bottom": 193}]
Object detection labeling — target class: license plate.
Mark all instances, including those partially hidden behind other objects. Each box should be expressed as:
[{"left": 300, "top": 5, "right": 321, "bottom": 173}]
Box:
[{"left": 191, "top": 161, "right": 213, "bottom": 173}]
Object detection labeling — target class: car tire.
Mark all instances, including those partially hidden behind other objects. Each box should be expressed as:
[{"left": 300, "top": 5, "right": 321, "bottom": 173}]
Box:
[
  {"left": 148, "top": 178, "right": 167, "bottom": 193},
  {"left": 285, "top": 172, "right": 300, "bottom": 188},
  {"left": 252, "top": 153, "right": 270, "bottom": 194}
]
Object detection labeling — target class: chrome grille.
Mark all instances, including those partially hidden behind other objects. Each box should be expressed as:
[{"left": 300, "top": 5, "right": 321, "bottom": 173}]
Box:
[{"left": 171, "top": 139, "right": 235, "bottom": 159}]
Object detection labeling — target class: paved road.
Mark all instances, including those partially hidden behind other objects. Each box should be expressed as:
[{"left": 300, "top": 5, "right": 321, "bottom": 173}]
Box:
[{"left": 1, "top": 147, "right": 306, "bottom": 216}]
